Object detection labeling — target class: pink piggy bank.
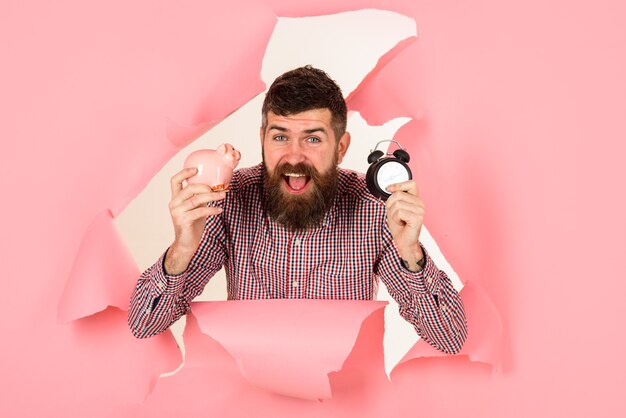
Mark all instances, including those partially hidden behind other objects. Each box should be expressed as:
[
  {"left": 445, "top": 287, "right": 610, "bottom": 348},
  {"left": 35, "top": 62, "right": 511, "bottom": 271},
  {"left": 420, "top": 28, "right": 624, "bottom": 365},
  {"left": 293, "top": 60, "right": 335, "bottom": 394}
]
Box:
[{"left": 183, "top": 143, "right": 241, "bottom": 191}]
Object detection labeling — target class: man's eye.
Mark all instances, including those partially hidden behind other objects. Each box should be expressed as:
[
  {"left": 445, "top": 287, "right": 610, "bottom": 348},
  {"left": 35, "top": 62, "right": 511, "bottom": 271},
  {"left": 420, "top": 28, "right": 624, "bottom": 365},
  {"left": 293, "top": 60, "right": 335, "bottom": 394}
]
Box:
[
  {"left": 306, "top": 136, "right": 321, "bottom": 143},
  {"left": 274, "top": 135, "right": 287, "bottom": 141}
]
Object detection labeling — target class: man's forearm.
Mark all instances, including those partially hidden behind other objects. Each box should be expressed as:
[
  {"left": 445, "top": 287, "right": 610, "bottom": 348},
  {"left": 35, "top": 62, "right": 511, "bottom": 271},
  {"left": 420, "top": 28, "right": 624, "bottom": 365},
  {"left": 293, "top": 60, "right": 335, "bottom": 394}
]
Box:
[
  {"left": 128, "top": 254, "right": 189, "bottom": 339},
  {"left": 398, "top": 245, "right": 425, "bottom": 272},
  {"left": 163, "top": 243, "right": 195, "bottom": 275}
]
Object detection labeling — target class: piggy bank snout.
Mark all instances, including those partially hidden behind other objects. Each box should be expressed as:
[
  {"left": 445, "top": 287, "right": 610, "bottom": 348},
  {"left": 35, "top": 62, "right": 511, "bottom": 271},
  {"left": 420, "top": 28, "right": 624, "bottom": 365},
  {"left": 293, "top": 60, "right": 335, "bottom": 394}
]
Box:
[{"left": 217, "top": 144, "right": 241, "bottom": 167}]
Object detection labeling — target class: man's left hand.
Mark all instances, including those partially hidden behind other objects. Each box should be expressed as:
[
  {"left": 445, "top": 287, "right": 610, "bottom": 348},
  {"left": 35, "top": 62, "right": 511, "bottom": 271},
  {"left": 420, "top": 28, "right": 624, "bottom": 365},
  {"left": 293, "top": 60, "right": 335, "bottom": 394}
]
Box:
[{"left": 386, "top": 180, "right": 425, "bottom": 271}]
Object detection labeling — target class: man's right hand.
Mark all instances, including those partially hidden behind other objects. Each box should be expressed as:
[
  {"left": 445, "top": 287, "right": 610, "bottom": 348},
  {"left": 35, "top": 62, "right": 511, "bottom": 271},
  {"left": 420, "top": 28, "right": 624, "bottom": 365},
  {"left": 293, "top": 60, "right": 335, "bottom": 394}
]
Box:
[{"left": 164, "top": 167, "right": 226, "bottom": 275}]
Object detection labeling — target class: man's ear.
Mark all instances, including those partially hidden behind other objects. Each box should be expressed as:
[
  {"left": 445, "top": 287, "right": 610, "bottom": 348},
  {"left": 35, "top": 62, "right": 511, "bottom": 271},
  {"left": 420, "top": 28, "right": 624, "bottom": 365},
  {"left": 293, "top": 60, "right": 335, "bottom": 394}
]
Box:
[{"left": 336, "top": 131, "right": 351, "bottom": 165}]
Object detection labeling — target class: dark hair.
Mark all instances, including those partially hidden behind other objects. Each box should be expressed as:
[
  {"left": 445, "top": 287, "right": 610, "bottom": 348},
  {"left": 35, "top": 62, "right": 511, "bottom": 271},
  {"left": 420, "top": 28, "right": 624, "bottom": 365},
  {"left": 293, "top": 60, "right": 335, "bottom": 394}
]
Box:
[{"left": 261, "top": 65, "right": 347, "bottom": 140}]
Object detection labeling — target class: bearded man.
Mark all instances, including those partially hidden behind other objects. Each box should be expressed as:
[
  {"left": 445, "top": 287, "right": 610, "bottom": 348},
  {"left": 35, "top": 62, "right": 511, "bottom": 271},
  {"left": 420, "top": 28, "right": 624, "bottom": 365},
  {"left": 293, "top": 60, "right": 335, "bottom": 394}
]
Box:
[{"left": 128, "top": 66, "right": 467, "bottom": 354}]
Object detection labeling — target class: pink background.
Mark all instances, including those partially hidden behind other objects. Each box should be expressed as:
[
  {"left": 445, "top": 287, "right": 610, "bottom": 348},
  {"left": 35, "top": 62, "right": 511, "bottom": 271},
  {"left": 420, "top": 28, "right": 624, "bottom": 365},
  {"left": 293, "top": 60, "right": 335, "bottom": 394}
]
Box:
[{"left": 1, "top": 0, "right": 625, "bottom": 416}]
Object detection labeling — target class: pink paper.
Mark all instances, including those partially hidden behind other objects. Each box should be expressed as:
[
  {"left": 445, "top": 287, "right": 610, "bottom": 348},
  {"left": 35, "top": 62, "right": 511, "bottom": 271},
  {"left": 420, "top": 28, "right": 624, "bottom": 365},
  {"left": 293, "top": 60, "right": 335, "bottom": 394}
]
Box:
[
  {"left": 138, "top": 313, "right": 266, "bottom": 417},
  {"left": 141, "top": 307, "right": 391, "bottom": 417},
  {"left": 191, "top": 300, "right": 387, "bottom": 400},
  {"left": 1, "top": 307, "right": 181, "bottom": 418},
  {"left": 346, "top": 36, "right": 421, "bottom": 125},
  {"left": 57, "top": 210, "right": 140, "bottom": 322}
]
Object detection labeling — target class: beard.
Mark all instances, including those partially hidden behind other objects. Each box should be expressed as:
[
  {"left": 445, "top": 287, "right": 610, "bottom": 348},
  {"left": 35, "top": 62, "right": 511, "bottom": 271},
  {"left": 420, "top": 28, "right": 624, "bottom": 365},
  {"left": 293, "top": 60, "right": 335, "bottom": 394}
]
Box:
[{"left": 263, "top": 157, "right": 338, "bottom": 231}]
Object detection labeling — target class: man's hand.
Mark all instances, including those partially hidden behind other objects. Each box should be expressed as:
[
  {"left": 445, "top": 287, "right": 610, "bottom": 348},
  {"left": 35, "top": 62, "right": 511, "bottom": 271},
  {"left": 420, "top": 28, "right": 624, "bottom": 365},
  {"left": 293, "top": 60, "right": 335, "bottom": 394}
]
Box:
[
  {"left": 164, "top": 167, "right": 226, "bottom": 275},
  {"left": 386, "top": 180, "right": 425, "bottom": 272}
]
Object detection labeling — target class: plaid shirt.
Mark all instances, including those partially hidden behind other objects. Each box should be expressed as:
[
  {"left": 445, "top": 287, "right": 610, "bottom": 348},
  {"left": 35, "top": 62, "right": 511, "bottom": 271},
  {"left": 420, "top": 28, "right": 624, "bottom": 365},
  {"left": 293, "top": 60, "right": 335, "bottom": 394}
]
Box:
[{"left": 129, "top": 164, "right": 467, "bottom": 354}]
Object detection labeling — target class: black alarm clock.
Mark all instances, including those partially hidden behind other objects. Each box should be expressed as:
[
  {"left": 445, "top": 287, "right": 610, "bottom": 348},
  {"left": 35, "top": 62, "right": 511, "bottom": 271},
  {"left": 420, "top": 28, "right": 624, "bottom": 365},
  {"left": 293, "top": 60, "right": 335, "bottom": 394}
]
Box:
[{"left": 365, "top": 140, "right": 412, "bottom": 200}]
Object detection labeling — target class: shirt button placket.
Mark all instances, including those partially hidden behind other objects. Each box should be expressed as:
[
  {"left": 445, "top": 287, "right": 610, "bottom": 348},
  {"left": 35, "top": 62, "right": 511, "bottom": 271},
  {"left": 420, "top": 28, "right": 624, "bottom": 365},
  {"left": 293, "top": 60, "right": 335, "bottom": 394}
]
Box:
[{"left": 290, "top": 237, "right": 302, "bottom": 298}]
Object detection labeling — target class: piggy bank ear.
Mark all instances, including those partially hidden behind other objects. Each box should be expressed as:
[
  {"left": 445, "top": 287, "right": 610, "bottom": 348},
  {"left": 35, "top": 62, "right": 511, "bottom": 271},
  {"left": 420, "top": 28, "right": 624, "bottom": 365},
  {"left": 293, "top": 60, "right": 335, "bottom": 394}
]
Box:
[
  {"left": 216, "top": 144, "right": 227, "bottom": 156},
  {"left": 233, "top": 149, "right": 241, "bottom": 161}
]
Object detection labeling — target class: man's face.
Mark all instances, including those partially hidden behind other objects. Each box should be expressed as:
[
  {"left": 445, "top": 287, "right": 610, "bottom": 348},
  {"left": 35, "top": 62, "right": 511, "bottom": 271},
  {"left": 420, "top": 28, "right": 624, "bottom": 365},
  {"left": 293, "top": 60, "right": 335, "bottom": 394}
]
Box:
[{"left": 261, "top": 108, "right": 351, "bottom": 229}]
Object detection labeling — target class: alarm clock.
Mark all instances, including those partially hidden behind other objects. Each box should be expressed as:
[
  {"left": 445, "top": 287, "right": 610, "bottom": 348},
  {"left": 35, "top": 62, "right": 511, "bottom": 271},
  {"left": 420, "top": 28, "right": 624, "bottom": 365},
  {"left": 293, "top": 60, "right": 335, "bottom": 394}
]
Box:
[{"left": 365, "top": 140, "right": 412, "bottom": 200}]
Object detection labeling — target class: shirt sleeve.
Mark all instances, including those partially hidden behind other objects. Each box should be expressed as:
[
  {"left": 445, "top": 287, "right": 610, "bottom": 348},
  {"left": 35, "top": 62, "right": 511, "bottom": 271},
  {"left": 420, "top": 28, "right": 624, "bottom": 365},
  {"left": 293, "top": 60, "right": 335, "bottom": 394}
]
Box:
[
  {"left": 127, "top": 214, "right": 228, "bottom": 338},
  {"left": 375, "top": 227, "right": 468, "bottom": 354}
]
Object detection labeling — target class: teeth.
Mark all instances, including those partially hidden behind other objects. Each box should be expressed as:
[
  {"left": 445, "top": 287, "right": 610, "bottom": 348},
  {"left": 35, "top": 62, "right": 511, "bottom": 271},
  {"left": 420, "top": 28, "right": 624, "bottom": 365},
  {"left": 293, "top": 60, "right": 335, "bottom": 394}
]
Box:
[{"left": 285, "top": 173, "right": 306, "bottom": 177}]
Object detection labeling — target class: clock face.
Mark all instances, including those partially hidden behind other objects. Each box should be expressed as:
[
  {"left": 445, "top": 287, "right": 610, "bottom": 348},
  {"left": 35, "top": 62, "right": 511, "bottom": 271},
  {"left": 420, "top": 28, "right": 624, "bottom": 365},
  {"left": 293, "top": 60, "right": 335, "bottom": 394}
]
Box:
[
  {"left": 376, "top": 160, "right": 410, "bottom": 192},
  {"left": 365, "top": 154, "right": 413, "bottom": 200}
]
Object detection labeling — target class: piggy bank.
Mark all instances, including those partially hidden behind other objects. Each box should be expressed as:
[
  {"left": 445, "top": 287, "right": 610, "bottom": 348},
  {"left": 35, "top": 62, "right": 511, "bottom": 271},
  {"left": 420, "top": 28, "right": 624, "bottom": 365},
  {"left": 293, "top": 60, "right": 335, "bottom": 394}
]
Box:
[{"left": 183, "top": 143, "right": 241, "bottom": 191}]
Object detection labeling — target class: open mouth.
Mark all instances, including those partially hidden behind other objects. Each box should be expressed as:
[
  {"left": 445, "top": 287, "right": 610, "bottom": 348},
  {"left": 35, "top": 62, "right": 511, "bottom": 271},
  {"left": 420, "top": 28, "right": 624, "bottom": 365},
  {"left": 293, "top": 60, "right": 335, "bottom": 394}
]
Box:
[{"left": 282, "top": 173, "right": 311, "bottom": 194}]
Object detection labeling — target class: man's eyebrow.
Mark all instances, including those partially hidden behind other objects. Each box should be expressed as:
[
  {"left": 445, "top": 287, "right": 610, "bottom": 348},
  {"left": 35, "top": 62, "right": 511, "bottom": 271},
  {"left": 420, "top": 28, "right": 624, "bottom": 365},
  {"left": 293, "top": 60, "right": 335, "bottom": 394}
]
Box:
[
  {"left": 303, "top": 127, "right": 327, "bottom": 135},
  {"left": 267, "top": 125, "right": 327, "bottom": 135}
]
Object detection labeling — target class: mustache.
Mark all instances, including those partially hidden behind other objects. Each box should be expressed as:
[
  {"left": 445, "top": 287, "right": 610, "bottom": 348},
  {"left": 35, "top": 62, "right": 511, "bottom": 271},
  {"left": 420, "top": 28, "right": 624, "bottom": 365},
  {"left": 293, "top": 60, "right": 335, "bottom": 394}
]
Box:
[{"left": 275, "top": 162, "right": 320, "bottom": 180}]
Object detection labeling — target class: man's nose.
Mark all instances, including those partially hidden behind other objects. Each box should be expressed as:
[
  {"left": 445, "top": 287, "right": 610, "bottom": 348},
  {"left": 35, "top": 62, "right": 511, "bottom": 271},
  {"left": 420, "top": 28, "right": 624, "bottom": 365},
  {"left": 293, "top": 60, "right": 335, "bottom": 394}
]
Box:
[{"left": 283, "top": 140, "right": 306, "bottom": 165}]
